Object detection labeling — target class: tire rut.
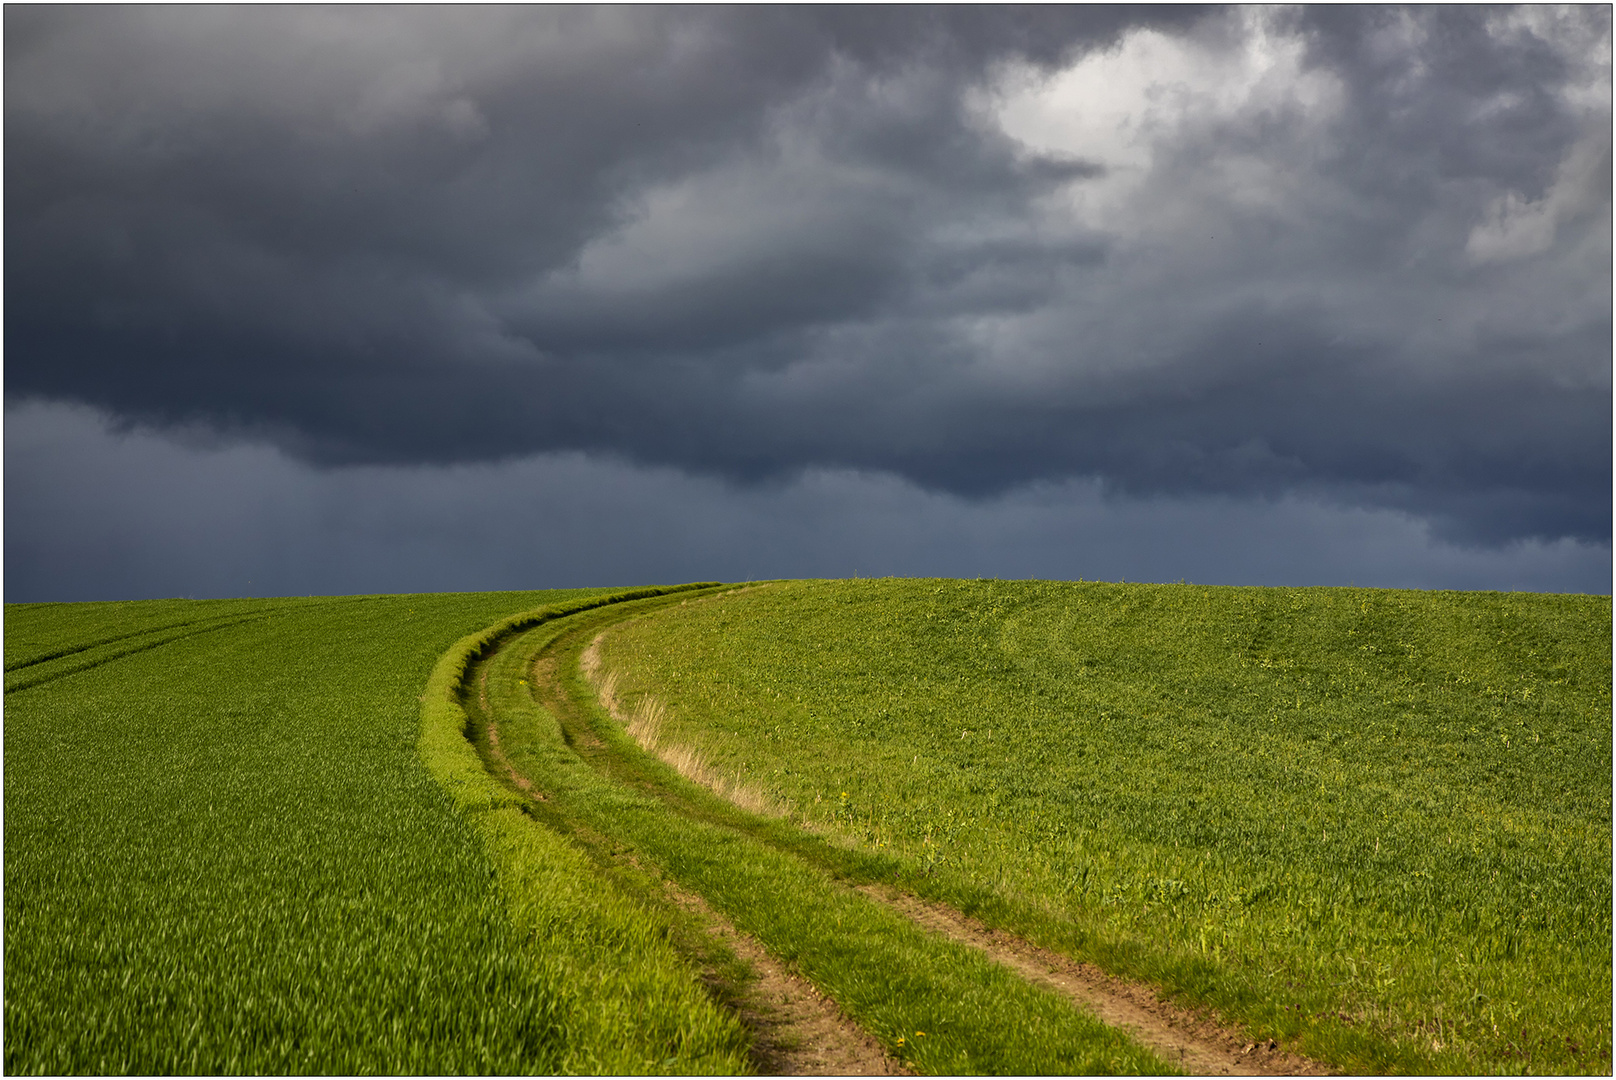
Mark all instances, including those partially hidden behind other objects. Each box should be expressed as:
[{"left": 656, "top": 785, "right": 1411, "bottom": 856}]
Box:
[
  {"left": 3, "top": 616, "right": 268, "bottom": 694},
  {"left": 469, "top": 627, "right": 908, "bottom": 1077},
  {"left": 858, "top": 884, "right": 1330, "bottom": 1076},
  {"left": 474, "top": 665, "right": 547, "bottom": 801},
  {"left": 664, "top": 881, "right": 911, "bottom": 1077}
]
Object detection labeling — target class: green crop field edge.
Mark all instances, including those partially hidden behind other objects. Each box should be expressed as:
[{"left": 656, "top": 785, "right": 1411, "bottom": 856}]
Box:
[
  {"left": 415, "top": 583, "right": 755, "bottom": 1075},
  {"left": 418, "top": 583, "right": 721, "bottom": 817}
]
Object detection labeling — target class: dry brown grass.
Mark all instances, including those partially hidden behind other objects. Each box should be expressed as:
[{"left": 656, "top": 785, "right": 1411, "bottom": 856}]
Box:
[{"left": 580, "top": 635, "right": 781, "bottom": 818}]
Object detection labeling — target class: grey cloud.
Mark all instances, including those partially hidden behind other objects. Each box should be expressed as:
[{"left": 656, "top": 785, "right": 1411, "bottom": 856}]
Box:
[
  {"left": 7, "top": 402, "right": 1608, "bottom": 603},
  {"left": 5, "top": 5, "right": 1609, "bottom": 554},
  {"left": 1296, "top": 5, "right": 1596, "bottom": 196}
]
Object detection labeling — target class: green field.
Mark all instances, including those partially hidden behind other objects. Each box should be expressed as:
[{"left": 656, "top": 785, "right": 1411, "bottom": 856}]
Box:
[
  {"left": 4, "top": 589, "right": 750, "bottom": 1075},
  {"left": 593, "top": 579, "right": 1613, "bottom": 1074},
  {"left": 5, "top": 579, "right": 1610, "bottom": 1075}
]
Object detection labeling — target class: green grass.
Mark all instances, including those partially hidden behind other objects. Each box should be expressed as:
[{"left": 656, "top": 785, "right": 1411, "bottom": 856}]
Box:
[
  {"left": 12, "top": 577, "right": 1606, "bottom": 1075},
  {"left": 456, "top": 593, "right": 1177, "bottom": 1074},
  {"left": 4, "top": 596, "right": 294, "bottom": 692},
  {"left": 593, "top": 578, "right": 1614, "bottom": 1075},
  {"left": 4, "top": 589, "right": 750, "bottom": 1075}
]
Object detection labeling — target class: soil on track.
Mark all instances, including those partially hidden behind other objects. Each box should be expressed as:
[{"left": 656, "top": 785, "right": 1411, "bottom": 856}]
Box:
[
  {"left": 859, "top": 884, "right": 1328, "bottom": 1076},
  {"left": 665, "top": 882, "right": 910, "bottom": 1077}
]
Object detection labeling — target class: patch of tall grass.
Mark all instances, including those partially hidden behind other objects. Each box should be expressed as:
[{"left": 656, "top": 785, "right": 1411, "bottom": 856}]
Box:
[{"left": 595, "top": 578, "right": 1613, "bottom": 1075}]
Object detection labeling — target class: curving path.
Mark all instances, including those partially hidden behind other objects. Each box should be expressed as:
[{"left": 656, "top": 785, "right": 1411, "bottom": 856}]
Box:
[{"left": 461, "top": 586, "right": 1332, "bottom": 1076}]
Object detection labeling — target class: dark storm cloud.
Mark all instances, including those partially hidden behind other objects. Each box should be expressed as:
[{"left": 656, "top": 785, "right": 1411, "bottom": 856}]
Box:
[
  {"left": 8, "top": 401, "right": 1608, "bottom": 603},
  {"left": 6, "top": 5, "right": 1610, "bottom": 548}
]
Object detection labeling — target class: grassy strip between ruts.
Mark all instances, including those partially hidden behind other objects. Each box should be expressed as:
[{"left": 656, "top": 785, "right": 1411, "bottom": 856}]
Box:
[
  {"left": 592, "top": 578, "right": 1614, "bottom": 1075},
  {"left": 460, "top": 593, "right": 1180, "bottom": 1075}
]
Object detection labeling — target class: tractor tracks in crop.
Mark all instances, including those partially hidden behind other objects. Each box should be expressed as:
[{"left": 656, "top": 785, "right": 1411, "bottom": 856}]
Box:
[
  {"left": 467, "top": 588, "right": 1332, "bottom": 1077},
  {"left": 4, "top": 615, "right": 272, "bottom": 694},
  {"left": 5, "top": 613, "right": 235, "bottom": 672}
]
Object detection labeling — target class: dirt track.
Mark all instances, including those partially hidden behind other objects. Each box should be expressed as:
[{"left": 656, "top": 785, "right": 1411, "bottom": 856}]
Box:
[
  {"left": 478, "top": 597, "right": 1334, "bottom": 1076},
  {"left": 664, "top": 881, "right": 911, "bottom": 1076},
  {"left": 475, "top": 627, "right": 908, "bottom": 1076},
  {"left": 860, "top": 884, "right": 1328, "bottom": 1076}
]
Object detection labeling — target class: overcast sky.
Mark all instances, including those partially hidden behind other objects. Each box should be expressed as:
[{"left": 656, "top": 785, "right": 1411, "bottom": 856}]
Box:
[{"left": 6, "top": 5, "right": 1611, "bottom": 602}]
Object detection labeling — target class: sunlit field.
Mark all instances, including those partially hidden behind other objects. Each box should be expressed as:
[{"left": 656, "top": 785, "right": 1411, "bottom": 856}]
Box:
[
  {"left": 4, "top": 590, "right": 748, "bottom": 1075},
  {"left": 6, "top": 579, "right": 1608, "bottom": 1075},
  {"left": 594, "top": 579, "right": 1612, "bottom": 1074}
]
